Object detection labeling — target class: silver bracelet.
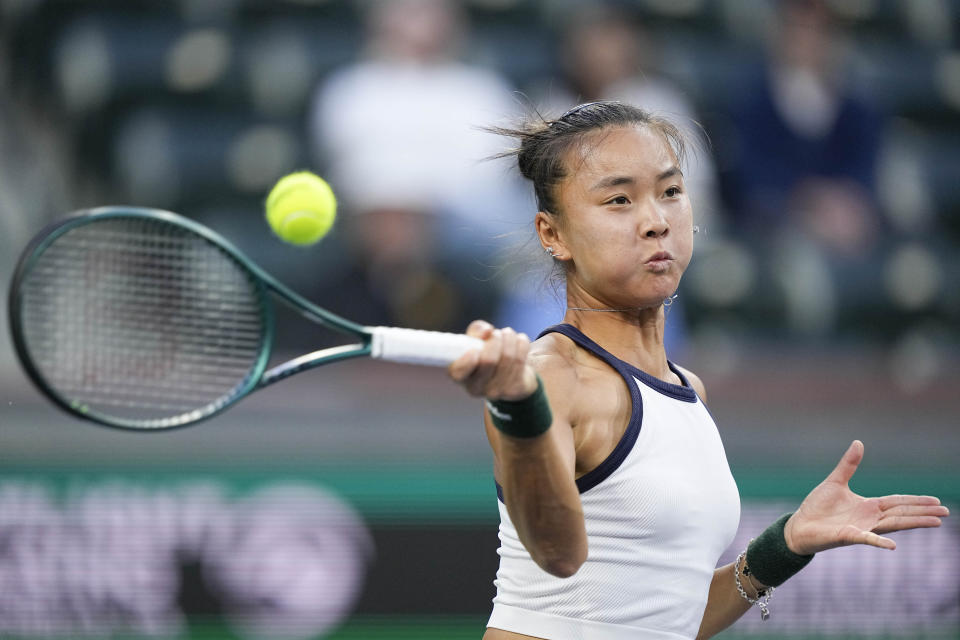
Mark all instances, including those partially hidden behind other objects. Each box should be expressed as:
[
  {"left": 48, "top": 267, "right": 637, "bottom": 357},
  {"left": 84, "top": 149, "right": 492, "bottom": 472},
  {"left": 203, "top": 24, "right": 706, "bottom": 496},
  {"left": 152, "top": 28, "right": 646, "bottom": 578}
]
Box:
[{"left": 735, "top": 548, "right": 775, "bottom": 621}]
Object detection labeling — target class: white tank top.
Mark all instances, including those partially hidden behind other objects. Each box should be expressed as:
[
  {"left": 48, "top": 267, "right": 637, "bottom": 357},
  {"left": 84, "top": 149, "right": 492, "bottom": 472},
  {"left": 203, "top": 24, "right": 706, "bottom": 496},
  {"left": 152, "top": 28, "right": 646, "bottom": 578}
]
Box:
[{"left": 488, "top": 324, "right": 741, "bottom": 640}]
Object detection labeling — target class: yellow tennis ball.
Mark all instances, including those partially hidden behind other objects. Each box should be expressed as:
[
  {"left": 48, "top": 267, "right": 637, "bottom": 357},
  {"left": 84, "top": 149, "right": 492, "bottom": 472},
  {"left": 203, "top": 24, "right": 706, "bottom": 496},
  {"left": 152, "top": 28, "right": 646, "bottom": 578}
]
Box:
[{"left": 265, "top": 171, "right": 337, "bottom": 246}]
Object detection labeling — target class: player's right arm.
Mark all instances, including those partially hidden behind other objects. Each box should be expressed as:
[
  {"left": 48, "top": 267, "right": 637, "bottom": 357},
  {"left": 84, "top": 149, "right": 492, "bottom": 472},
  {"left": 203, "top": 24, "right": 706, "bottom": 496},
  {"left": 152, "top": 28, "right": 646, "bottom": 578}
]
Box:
[{"left": 449, "top": 320, "right": 586, "bottom": 578}]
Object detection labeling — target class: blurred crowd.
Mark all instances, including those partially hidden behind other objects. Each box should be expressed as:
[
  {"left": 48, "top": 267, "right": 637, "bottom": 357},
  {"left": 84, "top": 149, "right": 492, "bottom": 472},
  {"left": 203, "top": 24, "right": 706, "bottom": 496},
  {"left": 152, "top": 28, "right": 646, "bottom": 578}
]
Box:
[{"left": 1, "top": 0, "right": 958, "bottom": 371}]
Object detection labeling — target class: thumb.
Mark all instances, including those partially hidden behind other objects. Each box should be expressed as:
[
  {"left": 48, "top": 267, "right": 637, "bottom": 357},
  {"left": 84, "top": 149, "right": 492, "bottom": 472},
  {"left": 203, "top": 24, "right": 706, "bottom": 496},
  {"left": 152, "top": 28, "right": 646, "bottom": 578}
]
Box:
[
  {"left": 447, "top": 347, "right": 480, "bottom": 383},
  {"left": 826, "top": 440, "right": 864, "bottom": 485}
]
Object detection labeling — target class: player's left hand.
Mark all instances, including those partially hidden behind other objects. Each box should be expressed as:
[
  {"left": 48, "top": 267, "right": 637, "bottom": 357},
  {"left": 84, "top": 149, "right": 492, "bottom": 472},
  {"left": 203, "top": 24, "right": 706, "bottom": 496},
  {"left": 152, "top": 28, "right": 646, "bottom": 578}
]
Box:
[{"left": 784, "top": 440, "right": 949, "bottom": 555}]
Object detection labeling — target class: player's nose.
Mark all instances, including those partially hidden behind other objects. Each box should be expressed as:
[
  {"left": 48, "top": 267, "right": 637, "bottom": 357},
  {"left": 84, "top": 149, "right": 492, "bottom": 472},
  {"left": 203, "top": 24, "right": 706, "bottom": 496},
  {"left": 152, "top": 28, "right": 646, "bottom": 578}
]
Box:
[{"left": 641, "top": 205, "right": 669, "bottom": 239}]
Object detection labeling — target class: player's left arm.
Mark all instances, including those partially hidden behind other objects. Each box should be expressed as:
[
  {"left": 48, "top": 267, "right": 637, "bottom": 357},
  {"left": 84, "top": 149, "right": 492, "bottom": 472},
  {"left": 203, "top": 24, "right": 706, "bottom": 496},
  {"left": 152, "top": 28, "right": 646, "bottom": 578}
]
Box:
[
  {"left": 689, "top": 371, "right": 950, "bottom": 639},
  {"left": 696, "top": 561, "right": 758, "bottom": 639}
]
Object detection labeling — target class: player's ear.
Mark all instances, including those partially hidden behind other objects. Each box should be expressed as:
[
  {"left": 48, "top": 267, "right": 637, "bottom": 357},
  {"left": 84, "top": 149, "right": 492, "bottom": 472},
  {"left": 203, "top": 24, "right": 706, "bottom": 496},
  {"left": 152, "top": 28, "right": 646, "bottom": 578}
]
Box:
[{"left": 535, "top": 211, "right": 569, "bottom": 260}]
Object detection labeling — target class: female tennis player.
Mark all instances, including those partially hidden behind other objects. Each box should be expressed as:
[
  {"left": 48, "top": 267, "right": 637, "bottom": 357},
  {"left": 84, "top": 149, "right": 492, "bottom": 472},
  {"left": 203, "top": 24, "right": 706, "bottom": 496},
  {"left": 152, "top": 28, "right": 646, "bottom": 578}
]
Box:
[{"left": 448, "top": 101, "right": 948, "bottom": 640}]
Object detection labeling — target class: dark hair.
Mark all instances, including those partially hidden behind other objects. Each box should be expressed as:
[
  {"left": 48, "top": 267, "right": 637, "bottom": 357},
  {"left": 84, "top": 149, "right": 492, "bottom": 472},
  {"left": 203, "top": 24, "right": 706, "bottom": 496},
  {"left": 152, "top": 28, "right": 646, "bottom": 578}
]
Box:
[{"left": 491, "top": 101, "right": 687, "bottom": 217}]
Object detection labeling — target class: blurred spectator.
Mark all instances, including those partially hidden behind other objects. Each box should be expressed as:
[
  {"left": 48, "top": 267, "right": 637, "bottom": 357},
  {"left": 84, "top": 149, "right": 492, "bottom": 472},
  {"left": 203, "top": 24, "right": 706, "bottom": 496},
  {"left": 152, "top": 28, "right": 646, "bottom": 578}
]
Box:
[
  {"left": 309, "top": 0, "right": 522, "bottom": 331},
  {"left": 539, "top": 4, "right": 721, "bottom": 223},
  {"left": 721, "top": 0, "right": 885, "bottom": 335},
  {"left": 725, "top": 0, "right": 882, "bottom": 252}
]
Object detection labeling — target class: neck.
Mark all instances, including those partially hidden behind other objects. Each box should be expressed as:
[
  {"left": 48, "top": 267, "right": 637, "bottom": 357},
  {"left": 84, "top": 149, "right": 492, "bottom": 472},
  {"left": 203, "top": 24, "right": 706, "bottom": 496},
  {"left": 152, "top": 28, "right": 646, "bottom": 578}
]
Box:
[{"left": 562, "top": 299, "right": 672, "bottom": 380}]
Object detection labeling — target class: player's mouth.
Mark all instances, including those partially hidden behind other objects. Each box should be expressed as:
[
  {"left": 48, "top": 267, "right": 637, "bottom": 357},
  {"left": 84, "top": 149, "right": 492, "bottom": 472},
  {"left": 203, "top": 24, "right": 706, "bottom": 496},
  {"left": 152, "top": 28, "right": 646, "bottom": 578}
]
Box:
[{"left": 644, "top": 251, "right": 674, "bottom": 272}]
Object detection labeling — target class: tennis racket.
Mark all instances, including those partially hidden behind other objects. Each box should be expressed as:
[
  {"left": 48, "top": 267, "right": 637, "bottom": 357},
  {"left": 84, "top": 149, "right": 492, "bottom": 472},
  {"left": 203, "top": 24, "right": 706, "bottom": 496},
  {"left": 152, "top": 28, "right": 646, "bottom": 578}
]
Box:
[{"left": 8, "top": 207, "right": 483, "bottom": 431}]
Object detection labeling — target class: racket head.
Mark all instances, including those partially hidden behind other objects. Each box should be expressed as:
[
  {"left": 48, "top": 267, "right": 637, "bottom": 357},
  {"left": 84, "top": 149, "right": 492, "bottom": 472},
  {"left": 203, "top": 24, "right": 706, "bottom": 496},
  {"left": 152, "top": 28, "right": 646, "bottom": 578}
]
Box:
[{"left": 8, "top": 207, "right": 275, "bottom": 430}]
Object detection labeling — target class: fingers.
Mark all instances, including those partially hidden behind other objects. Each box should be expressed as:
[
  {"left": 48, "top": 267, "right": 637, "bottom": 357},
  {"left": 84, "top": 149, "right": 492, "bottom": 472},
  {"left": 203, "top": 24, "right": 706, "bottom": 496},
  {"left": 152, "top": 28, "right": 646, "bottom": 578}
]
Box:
[
  {"left": 494, "top": 329, "right": 535, "bottom": 400},
  {"left": 463, "top": 327, "right": 505, "bottom": 397},
  {"left": 447, "top": 347, "right": 480, "bottom": 383},
  {"left": 871, "top": 501, "right": 949, "bottom": 534},
  {"left": 448, "top": 322, "right": 534, "bottom": 400},
  {"left": 481, "top": 327, "right": 535, "bottom": 400},
  {"left": 873, "top": 516, "right": 944, "bottom": 535},
  {"left": 825, "top": 440, "right": 864, "bottom": 485},
  {"left": 481, "top": 327, "right": 515, "bottom": 398},
  {"left": 876, "top": 494, "right": 943, "bottom": 509},
  {"left": 465, "top": 319, "right": 496, "bottom": 339},
  {"left": 449, "top": 320, "right": 496, "bottom": 382},
  {"left": 878, "top": 502, "right": 950, "bottom": 518}
]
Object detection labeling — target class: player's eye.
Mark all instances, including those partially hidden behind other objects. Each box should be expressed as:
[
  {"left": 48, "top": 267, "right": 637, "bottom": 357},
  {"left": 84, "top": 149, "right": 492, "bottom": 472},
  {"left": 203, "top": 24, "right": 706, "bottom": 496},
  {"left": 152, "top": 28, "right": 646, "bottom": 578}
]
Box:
[
  {"left": 606, "top": 196, "right": 630, "bottom": 206},
  {"left": 664, "top": 186, "right": 683, "bottom": 198}
]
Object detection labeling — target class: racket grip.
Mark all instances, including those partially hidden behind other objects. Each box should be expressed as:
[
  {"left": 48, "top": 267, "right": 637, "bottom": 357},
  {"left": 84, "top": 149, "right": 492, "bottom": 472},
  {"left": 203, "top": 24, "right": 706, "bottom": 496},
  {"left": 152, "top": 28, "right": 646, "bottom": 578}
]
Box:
[{"left": 370, "top": 327, "right": 483, "bottom": 367}]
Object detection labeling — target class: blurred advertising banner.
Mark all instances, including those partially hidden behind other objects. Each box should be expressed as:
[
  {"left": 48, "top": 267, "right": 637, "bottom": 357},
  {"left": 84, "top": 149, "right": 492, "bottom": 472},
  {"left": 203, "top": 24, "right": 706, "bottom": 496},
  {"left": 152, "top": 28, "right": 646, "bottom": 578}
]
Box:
[
  {"left": 0, "top": 477, "right": 370, "bottom": 639},
  {"left": 0, "top": 470, "right": 956, "bottom": 640}
]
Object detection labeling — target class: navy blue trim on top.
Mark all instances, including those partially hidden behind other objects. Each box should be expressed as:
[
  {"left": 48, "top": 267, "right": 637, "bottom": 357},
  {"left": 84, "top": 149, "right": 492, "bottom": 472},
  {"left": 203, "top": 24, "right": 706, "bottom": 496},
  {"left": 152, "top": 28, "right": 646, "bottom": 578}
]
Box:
[
  {"left": 545, "top": 325, "right": 697, "bottom": 403},
  {"left": 538, "top": 323, "right": 645, "bottom": 494},
  {"left": 541, "top": 324, "right": 697, "bottom": 403},
  {"left": 494, "top": 323, "right": 698, "bottom": 502}
]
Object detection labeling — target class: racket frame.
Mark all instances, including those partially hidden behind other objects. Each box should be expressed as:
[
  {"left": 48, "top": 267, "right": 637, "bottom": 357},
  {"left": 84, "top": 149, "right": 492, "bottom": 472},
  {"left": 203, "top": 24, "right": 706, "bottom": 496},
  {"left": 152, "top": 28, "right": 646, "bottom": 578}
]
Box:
[{"left": 8, "top": 207, "right": 377, "bottom": 430}]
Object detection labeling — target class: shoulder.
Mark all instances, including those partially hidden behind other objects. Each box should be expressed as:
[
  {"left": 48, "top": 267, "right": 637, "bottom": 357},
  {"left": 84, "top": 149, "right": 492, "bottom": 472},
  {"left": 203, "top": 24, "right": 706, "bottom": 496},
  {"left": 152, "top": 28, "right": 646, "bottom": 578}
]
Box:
[
  {"left": 528, "top": 332, "right": 580, "bottom": 390},
  {"left": 527, "top": 331, "right": 627, "bottom": 427},
  {"left": 674, "top": 364, "right": 708, "bottom": 403},
  {"left": 524, "top": 332, "right": 591, "bottom": 421}
]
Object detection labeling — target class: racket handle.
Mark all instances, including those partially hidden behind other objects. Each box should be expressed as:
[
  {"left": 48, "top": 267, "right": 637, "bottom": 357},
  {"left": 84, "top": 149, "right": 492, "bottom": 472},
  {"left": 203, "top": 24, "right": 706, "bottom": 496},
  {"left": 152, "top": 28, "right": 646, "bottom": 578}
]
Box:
[{"left": 370, "top": 327, "right": 483, "bottom": 367}]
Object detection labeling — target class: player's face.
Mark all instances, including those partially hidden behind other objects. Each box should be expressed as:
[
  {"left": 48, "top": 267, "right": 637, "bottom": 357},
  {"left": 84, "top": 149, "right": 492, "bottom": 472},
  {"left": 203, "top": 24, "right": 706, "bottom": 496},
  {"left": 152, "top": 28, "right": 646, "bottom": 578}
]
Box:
[{"left": 551, "top": 125, "right": 694, "bottom": 309}]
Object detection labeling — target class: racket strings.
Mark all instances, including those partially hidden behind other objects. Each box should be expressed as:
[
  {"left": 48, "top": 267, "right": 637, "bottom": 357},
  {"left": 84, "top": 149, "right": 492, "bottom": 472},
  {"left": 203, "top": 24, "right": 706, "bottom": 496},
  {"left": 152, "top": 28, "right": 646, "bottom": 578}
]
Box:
[{"left": 19, "top": 217, "right": 267, "bottom": 426}]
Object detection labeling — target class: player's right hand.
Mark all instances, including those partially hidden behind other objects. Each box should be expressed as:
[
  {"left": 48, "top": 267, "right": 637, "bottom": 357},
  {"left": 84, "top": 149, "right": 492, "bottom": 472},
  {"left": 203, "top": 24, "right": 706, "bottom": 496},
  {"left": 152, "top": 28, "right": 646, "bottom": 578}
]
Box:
[{"left": 448, "top": 320, "right": 539, "bottom": 402}]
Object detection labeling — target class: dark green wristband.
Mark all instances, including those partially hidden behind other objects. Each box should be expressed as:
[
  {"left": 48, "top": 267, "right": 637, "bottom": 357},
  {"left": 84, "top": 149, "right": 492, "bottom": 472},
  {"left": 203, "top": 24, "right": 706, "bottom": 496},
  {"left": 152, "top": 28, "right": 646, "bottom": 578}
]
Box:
[
  {"left": 746, "top": 512, "right": 814, "bottom": 587},
  {"left": 485, "top": 375, "right": 553, "bottom": 439}
]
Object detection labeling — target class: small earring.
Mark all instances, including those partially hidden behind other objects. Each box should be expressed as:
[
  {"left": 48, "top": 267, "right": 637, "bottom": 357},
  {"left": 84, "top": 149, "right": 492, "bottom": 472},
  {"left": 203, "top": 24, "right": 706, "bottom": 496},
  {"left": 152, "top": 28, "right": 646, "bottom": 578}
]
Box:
[
  {"left": 693, "top": 225, "right": 700, "bottom": 234},
  {"left": 663, "top": 294, "right": 678, "bottom": 307},
  {"left": 545, "top": 246, "right": 556, "bottom": 256}
]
